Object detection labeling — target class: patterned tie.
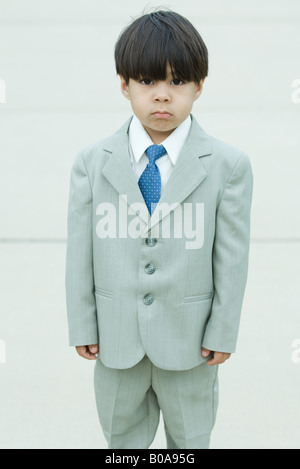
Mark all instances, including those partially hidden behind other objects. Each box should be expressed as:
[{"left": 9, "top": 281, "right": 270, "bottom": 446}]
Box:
[{"left": 138, "top": 144, "right": 167, "bottom": 215}]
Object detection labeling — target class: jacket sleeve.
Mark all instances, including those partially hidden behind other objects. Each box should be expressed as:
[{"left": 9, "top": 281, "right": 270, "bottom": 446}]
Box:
[
  {"left": 202, "top": 152, "right": 254, "bottom": 353},
  {"left": 65, "top": 150, "right": 98, "bottom": 346}
]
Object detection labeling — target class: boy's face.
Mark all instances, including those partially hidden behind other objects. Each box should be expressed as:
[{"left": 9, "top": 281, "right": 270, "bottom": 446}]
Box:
[{"left": 120, "top": 65, "right": 205, "bottom": 144}]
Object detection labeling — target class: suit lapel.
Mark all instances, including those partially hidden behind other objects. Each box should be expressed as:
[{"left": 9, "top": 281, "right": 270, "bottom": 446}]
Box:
[
  {"left": 101, "top": 117, "right": 150, "bottom": 226},
  {"left": 101, "top": 114, "right": 212, "bottom": 234}
]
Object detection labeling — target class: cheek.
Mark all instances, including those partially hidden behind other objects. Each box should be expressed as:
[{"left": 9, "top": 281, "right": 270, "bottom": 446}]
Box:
[
  {"left": 131, "top": 93, "right": 147, "bottom": 111},
  {"left": 176, "top": 93, "right": 195, "bottom": 111},
  {"left": 185, "top": 89, "right": 197, "bottom": 103},
  {"left": 131, "top": 102, "right": 146, "bottom": 118}
]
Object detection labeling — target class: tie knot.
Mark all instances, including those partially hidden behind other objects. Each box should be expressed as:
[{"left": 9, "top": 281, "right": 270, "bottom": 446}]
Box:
[{"left": 145, "top": 145, "right": 167, "bottom": 164}]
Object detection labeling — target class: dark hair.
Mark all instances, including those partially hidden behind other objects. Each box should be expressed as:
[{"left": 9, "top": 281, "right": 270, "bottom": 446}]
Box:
[{"left": 114, "top": 10, "right": 208, "bottom": 85}]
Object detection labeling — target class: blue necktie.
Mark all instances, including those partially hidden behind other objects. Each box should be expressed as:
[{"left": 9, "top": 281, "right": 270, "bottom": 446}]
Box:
[{"left": 138, "top": 144, "right": 167, "bottom": 215}]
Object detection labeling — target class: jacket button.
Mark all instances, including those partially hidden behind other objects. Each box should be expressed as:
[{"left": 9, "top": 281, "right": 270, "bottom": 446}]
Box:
[
  {"left": 146, "top": 237, "right": 157, "bottom": 247},
  {"left": 145, "top": 263, "right": 156, "bottom": 274},
  {"left": 143, "top": 293, "right": 154, "bottom": 305}
]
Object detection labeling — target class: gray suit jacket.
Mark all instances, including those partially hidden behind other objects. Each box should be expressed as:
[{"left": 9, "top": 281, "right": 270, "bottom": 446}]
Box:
[{"left": 65, "top": 114, "right": 253, "bottom": 370}]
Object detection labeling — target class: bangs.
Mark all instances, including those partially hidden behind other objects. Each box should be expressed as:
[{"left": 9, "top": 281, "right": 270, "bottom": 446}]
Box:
[{"left": 115, "top": 11, "right": 208, "bottom": 84}]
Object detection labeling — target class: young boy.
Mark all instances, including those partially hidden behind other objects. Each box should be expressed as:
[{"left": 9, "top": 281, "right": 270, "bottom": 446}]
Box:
[{"left": 65, "top": 10, "right": 253, "bottom": 449}]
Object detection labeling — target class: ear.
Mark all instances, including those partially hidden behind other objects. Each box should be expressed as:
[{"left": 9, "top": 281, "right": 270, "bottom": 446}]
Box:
[
  {"left": 120, "top": 76, "right": 130, "bottom": 100},
  {"left": 193, "top": 78, "right": 205, "bottom": 101}
]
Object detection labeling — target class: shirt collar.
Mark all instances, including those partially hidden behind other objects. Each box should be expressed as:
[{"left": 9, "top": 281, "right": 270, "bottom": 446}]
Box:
[{"left": 129, "top": 114, "right": 191, "bottom": 166}]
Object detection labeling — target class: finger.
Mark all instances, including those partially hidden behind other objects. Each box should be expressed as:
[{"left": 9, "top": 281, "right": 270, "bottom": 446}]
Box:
[
  {"left": 76, "top": 345, "right": 97, "bottom": 360},
  {"left": 76, "top": 346, "right": 89, "bottom": 359},
  {"left": 207, "top": 353, "right": 229, "bottom": 366},
  {"left": 207, "top": 353, "right": 221, "bottom": 366},
  {"left": 206, "top": 356, "right": 218, "bottom": 366},
  {"left": 201, "top": 347, "right": 211, "bottom": 357},
  {"left": 88, "top": 344, "right": 99, "bottom": 356}
]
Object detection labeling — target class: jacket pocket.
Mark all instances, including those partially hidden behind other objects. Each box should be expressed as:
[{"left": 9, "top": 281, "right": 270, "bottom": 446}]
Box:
[
  {"left": 94, "top": 287, "right": 113, "bottom": 299},
  {"left": 183, "top": 292, "right": 213, "bottom": 303}
]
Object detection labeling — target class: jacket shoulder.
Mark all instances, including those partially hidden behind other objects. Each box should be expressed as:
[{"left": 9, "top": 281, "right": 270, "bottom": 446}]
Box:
[
  {"left": 72, "top": 134, "right": 115, "bottom": 176},
  {"left": 74, "top": 117, "right": 132, "bottom": 169},
  {"left": 191, "top": 116, "right": 251, "bottom": 169},
  {"left": 76, "top": 137, "right": 107, "bottom": 165},
  {"left": 205, "top": 133, "right": 252, "bottom": 180},
  {"left": 209, "top": 134, "right": 249, "bottom": 163}
]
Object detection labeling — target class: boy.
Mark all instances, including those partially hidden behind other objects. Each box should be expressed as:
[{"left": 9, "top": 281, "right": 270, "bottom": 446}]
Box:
[{"left": 65, "top": 10, "right": 253, "bottom": 449}]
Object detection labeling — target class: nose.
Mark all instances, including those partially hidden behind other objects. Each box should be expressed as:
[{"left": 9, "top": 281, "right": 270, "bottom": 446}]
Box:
[{"left": 153, "top": 83, "right": 171, "bottom": 102}]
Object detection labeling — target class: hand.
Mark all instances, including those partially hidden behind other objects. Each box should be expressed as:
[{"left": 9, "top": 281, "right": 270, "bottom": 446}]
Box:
[
  {"left": 75, "top": 344, "right": 99, "bottom": 360},
  {"left": 201, "top": 347, "right": 231, "bottom": 366}
]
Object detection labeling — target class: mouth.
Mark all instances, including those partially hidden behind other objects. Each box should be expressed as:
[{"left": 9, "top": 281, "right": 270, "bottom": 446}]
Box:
[{"left": 152, "top": 111, "right": 172, "bottom": 119}]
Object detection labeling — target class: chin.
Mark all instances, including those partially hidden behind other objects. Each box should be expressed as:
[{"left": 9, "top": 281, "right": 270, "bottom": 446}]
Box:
[{"left": 151, "top": 119, "right": 176, "bottom": 130}]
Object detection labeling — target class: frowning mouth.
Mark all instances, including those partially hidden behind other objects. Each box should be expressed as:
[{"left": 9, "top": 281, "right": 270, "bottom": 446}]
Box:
[{"left": 152, "top": 111, "right": 172, "bottom": 119}]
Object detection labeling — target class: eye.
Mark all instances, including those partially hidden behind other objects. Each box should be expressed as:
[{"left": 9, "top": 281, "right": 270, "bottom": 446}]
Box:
[
  {"left": 170, "top": 78, "right": 184, "bottom": 86},
  {"left": 140, "top": 78, "right": 154, "bottom": 85}
]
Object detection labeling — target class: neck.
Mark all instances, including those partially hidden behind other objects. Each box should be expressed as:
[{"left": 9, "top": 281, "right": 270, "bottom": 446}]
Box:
[{"left": 142, "top": 125, "right": 176, "bottom": 145}]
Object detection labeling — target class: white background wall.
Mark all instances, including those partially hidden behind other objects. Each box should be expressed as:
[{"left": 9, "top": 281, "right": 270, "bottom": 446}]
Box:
[{"left": 0, "top": 0, "right": 300, "bottom": 448}]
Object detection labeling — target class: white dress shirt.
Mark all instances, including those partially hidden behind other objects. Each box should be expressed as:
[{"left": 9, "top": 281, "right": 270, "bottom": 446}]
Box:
[{"left": 128, "top": 114, "right": 191, "bottom": 193}]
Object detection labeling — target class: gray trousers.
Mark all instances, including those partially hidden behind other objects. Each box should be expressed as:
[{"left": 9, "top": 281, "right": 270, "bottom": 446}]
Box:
[{"left": 94, "top": 355, "right": 219, "bottom": 449}]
